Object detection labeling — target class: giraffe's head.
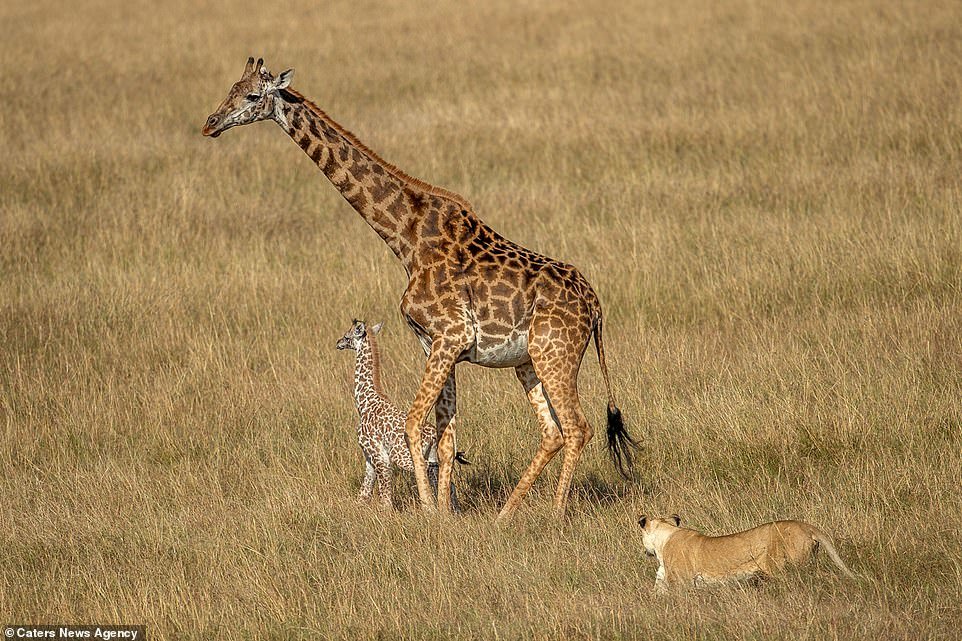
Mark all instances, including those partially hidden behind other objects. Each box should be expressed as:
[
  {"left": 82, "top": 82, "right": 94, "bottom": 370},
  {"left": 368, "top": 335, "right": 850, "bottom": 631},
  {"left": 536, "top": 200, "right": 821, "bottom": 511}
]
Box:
[
  {"left": 335, "top": 319, "right": 384, "bottom": 351},
  {"left": 202, "top": 57, "right": 294, "bottom": 138}
]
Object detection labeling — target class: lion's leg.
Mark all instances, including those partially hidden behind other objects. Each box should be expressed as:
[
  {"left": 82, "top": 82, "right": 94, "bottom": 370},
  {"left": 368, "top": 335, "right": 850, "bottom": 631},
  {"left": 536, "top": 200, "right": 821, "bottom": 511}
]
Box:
[{"left": 654, "top": 565, "right": 669, "bottom": 594}]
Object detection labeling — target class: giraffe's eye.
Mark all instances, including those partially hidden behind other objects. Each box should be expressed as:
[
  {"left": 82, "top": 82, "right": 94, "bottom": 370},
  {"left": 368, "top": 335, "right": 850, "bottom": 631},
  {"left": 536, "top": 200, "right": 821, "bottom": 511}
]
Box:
[{"left": 246, "top": 93, "right": 261, "bottom": 102}]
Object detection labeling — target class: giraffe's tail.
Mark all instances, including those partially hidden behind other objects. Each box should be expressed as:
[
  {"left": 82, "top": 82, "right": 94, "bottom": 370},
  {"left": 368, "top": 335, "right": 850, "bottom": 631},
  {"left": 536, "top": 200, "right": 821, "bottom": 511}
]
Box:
[{"left": 593, "top": 314, "right": 639, "bottom": 479}]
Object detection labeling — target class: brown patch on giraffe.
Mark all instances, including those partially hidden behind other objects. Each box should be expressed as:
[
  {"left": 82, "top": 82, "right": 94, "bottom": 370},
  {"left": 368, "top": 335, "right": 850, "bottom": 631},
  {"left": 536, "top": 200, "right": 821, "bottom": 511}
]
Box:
[
  {"left": 321, "top": 150, "right": 337, "bottom": 175},
  {"left": 386, "top": 192, "right": 408, "bottom": 218},
  {"left": 278, "top": 87, "right": 304, "bottom": 104},
  {"left": 452, "top": 248, "right": 473, "bottom": 275},
  {"left": 403, "top": 216, "right": 419, "bottom": 240},
  {"left": 407, "top": 281, "right": 433, "bottom": 306},
  {"left": 372, "top": 208, "right": 396, "bottom": 231},
  {"left": 480, "top": 263, "right": 500, "bottom": 282},
  {"left": 421, "top": 211, "right": 442, "bottom": 238},
  {"left": 347, "top": 188, "right": 369, "bottom": 211},
  {"left": 406, "top": 188, "right": 429, "bottom": 215},
  {"left": 307, "top": 114, "right": 322, "bottom": 139},
  {"left": 432, "top": 265, "right": 450, "bottom": 289},
  {"left": 371, "top": 178, "right": 398, "bottom": 203},
  {"left": 351, "top": 162, "right": 371, "bottom": 181},
  {"left": 489, "top": 281, "right": 515, "bottom": 300},
  {"left": 440, "top": 297, "right": 462, "bottom": 315},
  {"left": 442, "top": 215, "right": 461, "bottom": 240}
]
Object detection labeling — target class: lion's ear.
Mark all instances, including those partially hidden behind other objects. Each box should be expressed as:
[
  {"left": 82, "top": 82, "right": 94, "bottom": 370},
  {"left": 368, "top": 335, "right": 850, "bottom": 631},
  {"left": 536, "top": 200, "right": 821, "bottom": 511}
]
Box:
[
  {"left": 638, "top": 515, "right": 647, "bottom": 528},
  {"left": 670, "top": 514, "right": 681, "bottom": 527}
]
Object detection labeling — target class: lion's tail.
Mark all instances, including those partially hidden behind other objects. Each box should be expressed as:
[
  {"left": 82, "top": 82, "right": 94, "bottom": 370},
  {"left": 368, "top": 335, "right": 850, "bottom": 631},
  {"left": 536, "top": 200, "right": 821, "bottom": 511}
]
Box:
[{"left": 812, "top": 530, "right": 856, "bottom": 579}]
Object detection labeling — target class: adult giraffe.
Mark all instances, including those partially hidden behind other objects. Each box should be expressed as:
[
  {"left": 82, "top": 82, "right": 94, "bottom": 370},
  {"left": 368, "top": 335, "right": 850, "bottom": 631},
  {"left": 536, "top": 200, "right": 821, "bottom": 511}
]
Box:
[{"left": 203, "top": 57, "right": 638, "bottom": 519}]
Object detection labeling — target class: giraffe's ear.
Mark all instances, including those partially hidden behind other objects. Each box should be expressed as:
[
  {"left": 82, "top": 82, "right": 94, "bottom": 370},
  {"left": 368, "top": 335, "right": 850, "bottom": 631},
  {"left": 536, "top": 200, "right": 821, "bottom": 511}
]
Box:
[
  {"left": 273, "top": 69, "right": 294, "bottom": 90},
  {"left": 370, "top": 322, "right": 383, "bottom": 336}
]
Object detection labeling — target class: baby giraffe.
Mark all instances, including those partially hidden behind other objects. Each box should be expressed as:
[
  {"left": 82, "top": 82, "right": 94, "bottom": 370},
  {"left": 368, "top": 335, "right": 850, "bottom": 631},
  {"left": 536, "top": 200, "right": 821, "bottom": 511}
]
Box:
[{"left": 336, "top": 319, "right": 466, "bottom": 511}]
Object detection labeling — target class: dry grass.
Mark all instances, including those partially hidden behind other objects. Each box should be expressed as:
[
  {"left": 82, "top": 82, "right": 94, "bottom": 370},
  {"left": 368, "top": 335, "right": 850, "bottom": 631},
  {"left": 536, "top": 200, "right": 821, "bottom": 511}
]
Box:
[{"left": 2, "top": 0, "right": 961, "bottom": 638}]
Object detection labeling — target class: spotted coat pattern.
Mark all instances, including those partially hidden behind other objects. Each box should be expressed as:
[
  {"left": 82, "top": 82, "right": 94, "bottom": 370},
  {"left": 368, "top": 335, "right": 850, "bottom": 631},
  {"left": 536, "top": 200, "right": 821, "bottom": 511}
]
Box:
[
  {"left": 336, "top": 320, "right": 447, "bottom": 509},
  {"left": 204, "top": 58, "right": 638, "bottom": 519}
]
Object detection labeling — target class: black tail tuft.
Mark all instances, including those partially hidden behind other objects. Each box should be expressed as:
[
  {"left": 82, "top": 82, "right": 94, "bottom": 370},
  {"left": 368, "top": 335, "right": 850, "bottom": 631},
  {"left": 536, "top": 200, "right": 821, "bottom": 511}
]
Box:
[
  {"left": 606, "top": 404, "right": 638, "bottom": 479},
  {"left": 454, "top": 451, "right": 471, "bottom": 465}
]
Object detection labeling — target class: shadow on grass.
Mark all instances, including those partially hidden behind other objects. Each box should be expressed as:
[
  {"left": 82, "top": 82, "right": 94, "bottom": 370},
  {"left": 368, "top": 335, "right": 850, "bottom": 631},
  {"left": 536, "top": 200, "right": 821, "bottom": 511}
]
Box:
[
  {"left": 571, "top": 470, "right": 647, "bottom": 507},
  {"left": 383, "top": 458, "right": 648, "bottom": 515},
  {"left": 457, "top": 462, "right": 646, "bottom": 513},
  {"left": 457, "top": 460, "right": 517, "bottom": 513}
]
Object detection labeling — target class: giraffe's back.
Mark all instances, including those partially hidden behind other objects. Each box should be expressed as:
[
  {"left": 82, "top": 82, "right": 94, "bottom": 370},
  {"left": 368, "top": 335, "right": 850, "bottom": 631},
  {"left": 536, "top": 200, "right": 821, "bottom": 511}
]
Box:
[{"left": 402, "top": 213, "right": 602, "bottom": 369}]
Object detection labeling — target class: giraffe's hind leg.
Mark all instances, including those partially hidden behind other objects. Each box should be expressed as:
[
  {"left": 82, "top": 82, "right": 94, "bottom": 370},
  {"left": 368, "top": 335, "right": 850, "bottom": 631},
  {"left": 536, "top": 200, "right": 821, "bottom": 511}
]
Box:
[
  {"left": 496, "top": 361, "right": 565, "bottom": 521},
  {"left": 526, "top": 315, "right": 594, "bottom": 518}
]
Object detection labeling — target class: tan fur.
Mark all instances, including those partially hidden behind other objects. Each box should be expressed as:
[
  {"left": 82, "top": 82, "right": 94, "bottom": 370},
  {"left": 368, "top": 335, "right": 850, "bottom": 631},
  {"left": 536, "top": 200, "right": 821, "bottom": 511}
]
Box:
[{"left": 638, "top": 516, "right": 855, "bottom": 591}]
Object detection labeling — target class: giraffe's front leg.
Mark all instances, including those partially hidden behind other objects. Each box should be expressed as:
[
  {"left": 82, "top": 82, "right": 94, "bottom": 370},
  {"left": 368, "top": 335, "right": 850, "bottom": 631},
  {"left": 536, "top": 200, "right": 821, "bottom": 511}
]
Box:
[
  {"left": 435, "top": 371, "right": 459, "bottom": 515},
  {"left": 405, "top": 340, "right": 461, "bottom": 512}
]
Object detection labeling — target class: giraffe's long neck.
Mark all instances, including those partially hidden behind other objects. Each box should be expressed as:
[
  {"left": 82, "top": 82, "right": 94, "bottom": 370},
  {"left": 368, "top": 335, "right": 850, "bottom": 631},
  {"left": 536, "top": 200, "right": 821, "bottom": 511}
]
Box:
[
  {"left": 273, "top": 89, "right": 466, "bottom": 272},
  {"left": 352, "top": 338, "right": 384, "bottom": 415}
]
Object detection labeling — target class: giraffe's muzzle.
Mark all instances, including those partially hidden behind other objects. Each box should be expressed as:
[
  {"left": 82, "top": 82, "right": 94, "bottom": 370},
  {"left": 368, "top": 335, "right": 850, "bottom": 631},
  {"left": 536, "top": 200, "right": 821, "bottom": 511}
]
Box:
[{"left": 202, "top": 114, "right": 224, "bottom": 137}]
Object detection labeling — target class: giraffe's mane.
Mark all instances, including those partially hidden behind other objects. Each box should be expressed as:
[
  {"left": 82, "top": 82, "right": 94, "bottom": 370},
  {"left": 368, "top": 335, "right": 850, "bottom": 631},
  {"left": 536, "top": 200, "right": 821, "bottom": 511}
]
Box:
[
  {"left": 366, "top": 331, "right": 384, "bottom": 395},
  {"left": 283, "top": 87, "right": 472, "bottom": 210}
]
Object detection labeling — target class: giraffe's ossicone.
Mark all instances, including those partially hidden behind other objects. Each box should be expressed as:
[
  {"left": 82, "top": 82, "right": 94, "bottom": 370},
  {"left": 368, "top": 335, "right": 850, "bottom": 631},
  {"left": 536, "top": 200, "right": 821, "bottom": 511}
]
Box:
[
  {"left": 336, "top": 319, "right": 465, "bottom": 511},
  {"left": 204, "top": 57, "right": 638, "bottom": 519}
]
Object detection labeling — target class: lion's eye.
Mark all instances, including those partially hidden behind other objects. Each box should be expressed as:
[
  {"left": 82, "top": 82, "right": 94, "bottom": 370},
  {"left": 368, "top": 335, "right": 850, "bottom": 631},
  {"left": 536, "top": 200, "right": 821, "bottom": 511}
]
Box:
[{"left": 246, "top": 93, "right": 261, "bottom": 102}]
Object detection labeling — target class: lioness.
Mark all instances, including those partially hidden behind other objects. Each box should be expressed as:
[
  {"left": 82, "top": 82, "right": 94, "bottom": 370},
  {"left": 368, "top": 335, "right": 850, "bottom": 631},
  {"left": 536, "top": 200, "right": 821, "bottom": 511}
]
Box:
[{"left": 638, "top": 514, "right": 854, "bottom": 592}]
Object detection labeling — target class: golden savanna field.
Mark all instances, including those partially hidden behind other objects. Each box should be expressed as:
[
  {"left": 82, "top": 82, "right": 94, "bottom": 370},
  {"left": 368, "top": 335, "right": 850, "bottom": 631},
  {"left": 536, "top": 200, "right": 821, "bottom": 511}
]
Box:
[{"left": 2, "top": 0, "right": 960, "bottom": 638}]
